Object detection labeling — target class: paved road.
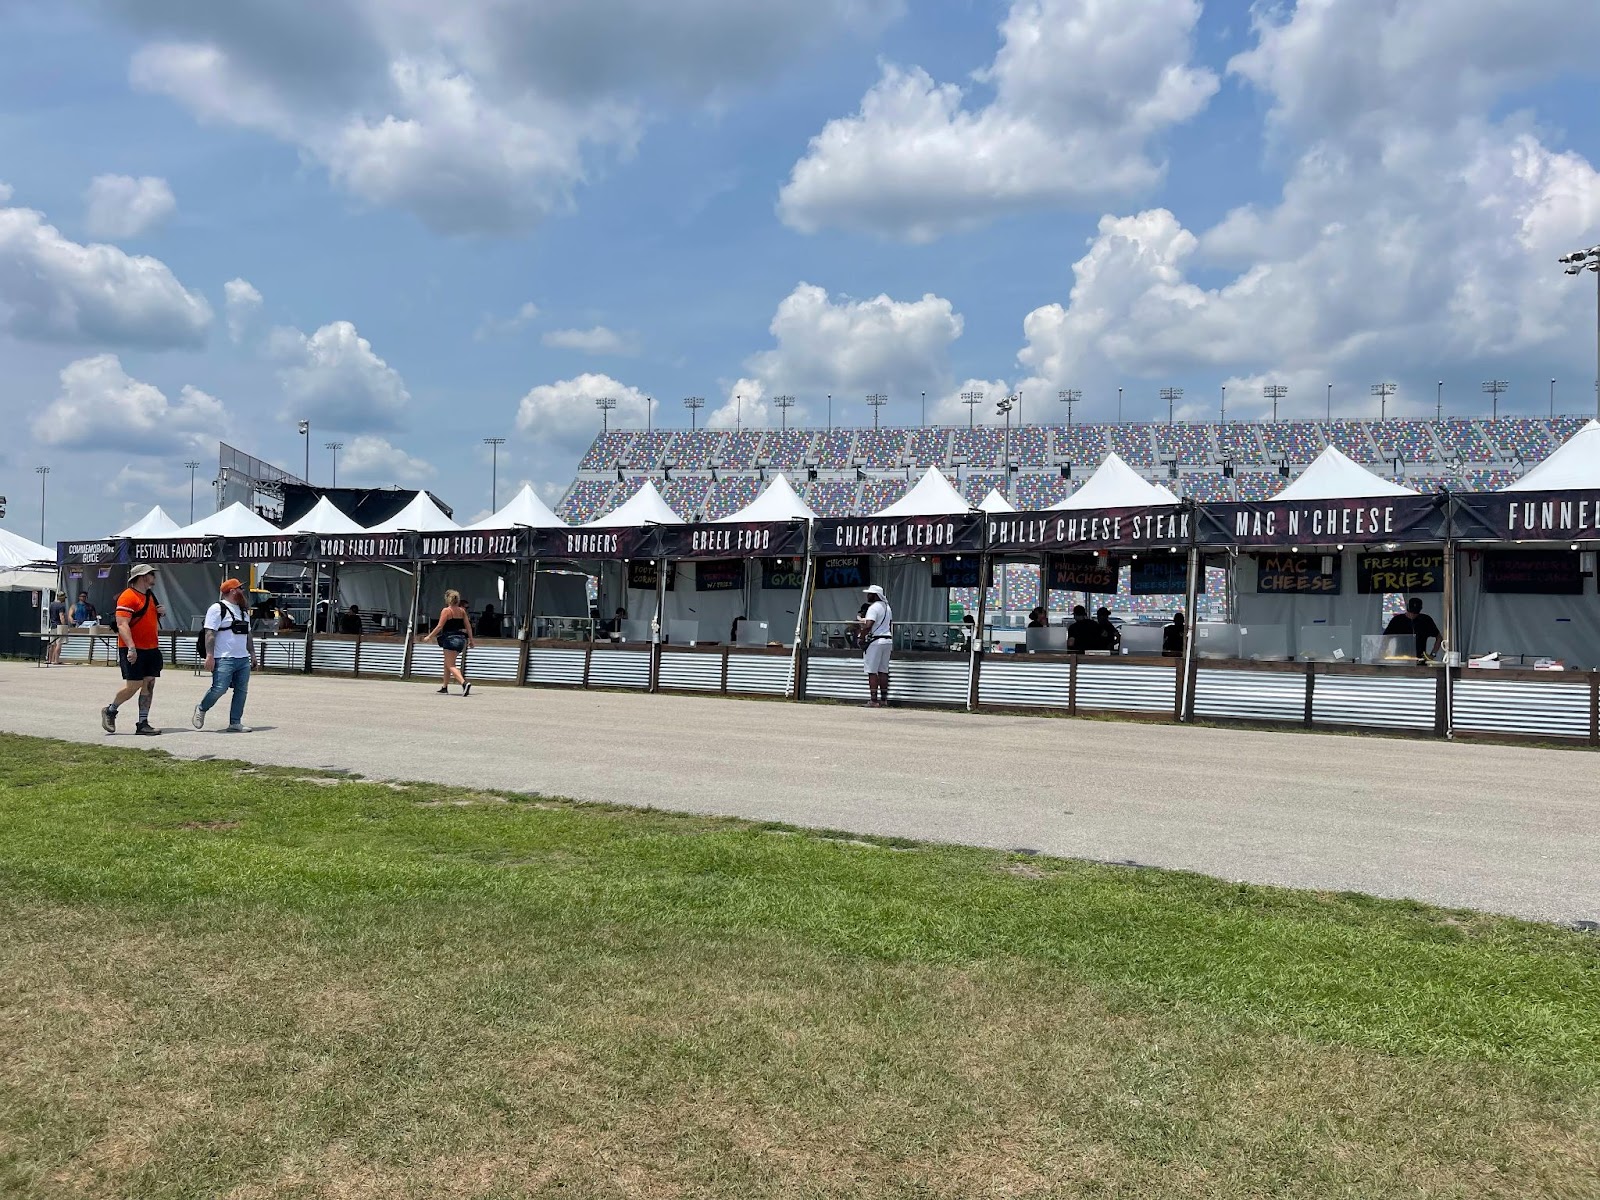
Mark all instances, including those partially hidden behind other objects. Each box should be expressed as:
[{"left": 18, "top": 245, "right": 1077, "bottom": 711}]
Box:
[{"left": 2, "top": 661, "right": 1595, "bottom": 925}]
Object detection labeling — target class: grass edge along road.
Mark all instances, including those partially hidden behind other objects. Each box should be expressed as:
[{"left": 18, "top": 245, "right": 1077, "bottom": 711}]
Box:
[{"left": 2, "top": 733, "right": 1597, "bottom": 1199}]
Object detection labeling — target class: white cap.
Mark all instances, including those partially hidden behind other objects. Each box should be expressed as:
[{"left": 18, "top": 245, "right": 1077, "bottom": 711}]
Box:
[{"left": 863, "top": 584, "right": 886, "bottom": 599}]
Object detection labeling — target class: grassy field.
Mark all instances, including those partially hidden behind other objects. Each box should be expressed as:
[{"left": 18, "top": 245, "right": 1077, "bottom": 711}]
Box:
[{"left": 1, "top": 733, "right": 1597, "bottom": 1198}]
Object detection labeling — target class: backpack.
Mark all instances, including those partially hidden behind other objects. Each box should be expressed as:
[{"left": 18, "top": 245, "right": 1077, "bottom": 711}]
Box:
[
  {"left": 119, "top": 591, "right": 152, "bottom": 643},
  {"left": 195, "top": 599, "right": 240, "bottom": 658}
]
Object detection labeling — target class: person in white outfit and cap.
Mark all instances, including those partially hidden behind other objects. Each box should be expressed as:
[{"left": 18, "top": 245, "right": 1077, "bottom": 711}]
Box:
[{"left": 858, "top": 583, "right": 893, "bottom": 707}]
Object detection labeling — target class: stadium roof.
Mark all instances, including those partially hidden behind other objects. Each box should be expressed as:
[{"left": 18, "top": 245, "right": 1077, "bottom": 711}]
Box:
[
  {"left": 1273, "top": 446, "right": 1416, "bottom": 501},
  {"left": 871, "top": 466, "right": 970, "bottom": 516},
  {"left": 281, "top": 496, "right": 366, "bottom": 534},
  {"left": 715, "top": 473, "right": 816, "bottom": 522},
  {"left": 469, "top": 484, "right": 565, "bottom": 529},
  {"left": 115, "top": 506, "right": 181, "bottom": 538},
  {"left": 365, "top": 491, "right": 460, "bottom": 532},
  {"left": 977, "top": 487, "right": 1017, "bottom": 513},
  {"left": 1050, "top": 453, "right": 1178, "bottom": 510},
  {"left": 1501, "top": 419, "right": 1600, "bottom": 492},
  {"left": 585, "top": 479, "right": 682, "bottom": 526},
  {"left": 173, "top": 501, "right": 281, "bottom": 537}
]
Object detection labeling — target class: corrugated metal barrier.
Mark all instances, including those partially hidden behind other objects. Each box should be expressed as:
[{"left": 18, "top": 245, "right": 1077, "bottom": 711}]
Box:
[{"left": 1453, "top": 677, "right": 1590, "bottom": 739}]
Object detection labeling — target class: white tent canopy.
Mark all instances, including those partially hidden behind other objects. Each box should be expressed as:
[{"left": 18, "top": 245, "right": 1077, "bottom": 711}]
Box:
[
  {"left": 0, "top": 525, "right": 52, "bottom": 568},
  {"left": 1501, "top": 420, "right": 1600, "bottom": 491},
  {"left": 365, "top": 492, "right": 459, "bottom": 533},
  {"left": 1050, "top": 453, "right": 1179, "bottom": 510},
  {"left": 977, "top": 487, "right": 1017, "bottom": 513},
  {"left": 468, "top": 484, "right": 566, "bottom": 529},
  {"left": 1273, "top": 445, "right": 1417, "bottom": 501},
  {"left": 116, "top": 506, "right": 181, "bottom": 538},
  {"left": 716, "top": 473, "right": 817, "bottom": 522},
  {"left": 173, "top": 501, "right": 281, "bottom": 538},
  {"left": 282, "top": 496, "right": 366, "bottom": 534},
  {"left": 586, "top": 480, "right": 683, "bottom": 527},
  {"left": 871, "top": 467, "right": 970, "bottom": 516}
]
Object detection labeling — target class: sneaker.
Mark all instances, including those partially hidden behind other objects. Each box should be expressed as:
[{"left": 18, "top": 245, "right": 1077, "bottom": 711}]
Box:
[
  {"left": 192, "top": 704, "right": 206, "bottom": 730},
  {"left": 101, "top": 705, "right": 117, "bottom": 733},
  {"left": 224, "top": 723, "right": 250, "bottom": 733},
  {"left": 134, "top": 722, "right": 161, "bottom": 736},
  {"left": 462, "top": 682, "right": 472, "bottom": 697},
  {"left": 437, "top": 686, "right": 449, "bottom": 694}
]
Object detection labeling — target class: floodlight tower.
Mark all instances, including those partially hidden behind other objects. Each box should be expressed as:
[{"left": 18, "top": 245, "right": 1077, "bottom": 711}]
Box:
[
  {"left": 1058, "top": 388, "right": 1081, "bottom": 426},
  {"left": 184, "top": 460, "right": 202, "bottom": 522},
  {"left": 773, "top": 394, "right": 796, "bottom": 431},
  {"left": 1371, "top": 382, "right": 1396, "bottom": 421},
  {"left": 482, "top": 437, "right": 506, "bottom": 510},
  {"left": 594, "top": 395, "right": 617, "bottom": 433},
  {"left": 865, "top": 393, "right": 888, "bottom": 429},
  {"left": 1481, "top": 380, "right": 1508, "bottom": 421},
  {"left": 682, "top": 396, "right": 705, "bottom": 430},
  {"left": 1263, "top": 384, "right": 1288, "bottom": 423},
  {"left": 324, "top": 442, "right": 343, "bottom": 488},
  {"left": 960, "top": 390, "right": 984, "bottom": 429},
  {"left": 1559, "top": 244, "right": 1600, "bottom": 418},
  {"left": 1159, "top": 387, "right": 1183, "bottom": 424}
]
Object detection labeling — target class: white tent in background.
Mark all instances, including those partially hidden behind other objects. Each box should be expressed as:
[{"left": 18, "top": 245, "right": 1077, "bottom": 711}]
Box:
[
  {"left": 715, "top": 473, "right": 816, "bottom": 522},
  {"left": 1050, "top": 453, "right": 1181, "bottom": 510},
  {"left": 281, "top": 496, "right": 366, "bottom": 535},
  {"left": 469, "top": 484, "right": 566, "bottom": 529},
  {"left": 116, "top": 506, "right": 181, "bottom": 538},
  {"left": 1501, "top": 419, "right": 1600, "bottom": 491},
  {"left": 365, "top": 491, "right": 459, "bottom": 533},
  {"left": 0, "top": 526, "right": 54, "bottom": 597},
  {"left": 977, "top": 487, "right": 1016, "bottom": 514},
  {"left": 173, "top": 501, "right": 281, "bottom": 538},
  {"left": 585, "top": 479, "right": 683, "bottom": 527},
  {"left": 1273, "top": 445, "right": 1417, "bottom": 500},
  {"left": 871, "top": 466, "right": 970, "bottom": 516}
]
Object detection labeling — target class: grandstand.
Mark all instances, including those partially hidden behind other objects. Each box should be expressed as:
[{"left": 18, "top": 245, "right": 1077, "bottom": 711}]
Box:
[{"left": 560, "top": 416, "right": 1579, "bottom": 524}]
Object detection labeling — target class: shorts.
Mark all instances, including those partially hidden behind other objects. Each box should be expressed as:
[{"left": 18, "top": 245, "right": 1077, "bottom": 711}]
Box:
[
  {"left": 118, "top": 647, "right": 163, "bottom": 681},
  {"left": 863, "top": 639, "right": 892, "bottom": 675}
]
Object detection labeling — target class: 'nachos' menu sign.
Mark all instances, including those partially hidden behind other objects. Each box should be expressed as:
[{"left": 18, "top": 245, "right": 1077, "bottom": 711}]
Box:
[
  {"left": 812, "top": 513, "right": 984, "bottom": 556},
  {"left": 988, "top": 506, "right": 1190, "bottom": 552},
  {"left": 1199, "top": 495, "right": 1446, "bottom": 547}
]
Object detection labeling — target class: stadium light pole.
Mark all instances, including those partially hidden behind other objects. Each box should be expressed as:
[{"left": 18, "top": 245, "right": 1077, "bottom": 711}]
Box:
[
  {"left": 1263, "top": 384, "right": 1288, "bottom": 423},
  {"left": 1436, "top": 381, "right": 1444, "bottom": 421},
  {"left": 1481, "top": 379, "right": 1508, "bottom": 421},
  {"left": 1220, "top": 384, "right": 1227, "bottom": 423},
  {"left": 1326, "top": 383, "right": 1332, "bottom": 421},
  {"left": 1160, "top": 387, "right": 1183, "bottom": 425},
  {"left": 1550, "top": 377, "right": 1557, "bottom": 417},
  {"left": 35, "top": 466, "right": 49, "bottom": 543},
  {"left": 1116, "top": 386, "right": 1123, "bottom": 424},
  {"left": 735, "top": 393, "right": 742, "bottom": 432},
  {"left": 324, "top": 442, "right": 343, "bottom": 488},
  {"left": 920, "top": 390, "right": 926, "bottom": 427},
  {"left": 1559, "top": 244, "right": 1600, "bottom": 418},
  {"left": 1058, "top": 388, "right": 1081, "bottom": 426},
  {"left": 995, "top": 395, "right": 1015, "bottom": 471},
  {"left": 683, "top": 396, "right": 704, "bottom": 430},
  {"left": 297, "top": 419, "right": 310, "bottom": 481},
  {"left": 645, "top": 396, "right": 653, "bottom": 432},
  {"left": 960, "top": 390, "right": 983, "bottom": 429},
  {"left": 1371, "top": 382, "right": 1396, "bottom": 421},
  {"left": 482, "top": 437, "right": 506, "bottom": 511},
  {"left": 865, "top": 393, "right": 888, "bottom": 429},
  {"left": 594, "top": 395, "right": 617, "bottom": 433},
  {"left": 773, "top": 394, "right": 795, "bottom": 431},
  {"left": 184, "top": 460, "right": 201, "bottom": 522}
]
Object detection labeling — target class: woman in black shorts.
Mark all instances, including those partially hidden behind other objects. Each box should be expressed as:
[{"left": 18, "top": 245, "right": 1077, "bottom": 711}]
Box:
[{"left": 421, "top": 588, "right": 475, "bottom": 696}]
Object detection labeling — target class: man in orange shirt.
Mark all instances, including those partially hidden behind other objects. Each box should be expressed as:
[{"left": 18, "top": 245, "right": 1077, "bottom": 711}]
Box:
[{"left": 100, "top": 563, "right": 165, "bottom": 735}]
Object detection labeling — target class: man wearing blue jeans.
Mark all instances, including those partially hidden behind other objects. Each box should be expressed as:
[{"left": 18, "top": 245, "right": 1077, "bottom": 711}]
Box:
[{"left": 193, "top": 577, "right": 254, "bottom": 733}]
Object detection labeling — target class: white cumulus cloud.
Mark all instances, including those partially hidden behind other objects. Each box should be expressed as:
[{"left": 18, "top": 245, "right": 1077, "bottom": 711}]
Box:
[
  {"left": 32, "top": 354, "right": 226, "bottom": 455},
  {"left": 224, "top": 277, "right": 263, "bottom": 343},
  {"left": 338, "top": 434, "right": 436, "bottom": 485},
  {"left": 84, "top": 174, "right": 176, "bottom": 239},
  {"left": 271, "top": 320, "right": 411, "bottom": 431},
  {"left": 540, "top": 324, "right": 637, "bottom": 356}
]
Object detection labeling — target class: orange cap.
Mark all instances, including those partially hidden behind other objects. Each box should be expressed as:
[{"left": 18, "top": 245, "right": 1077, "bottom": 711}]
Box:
[{"left": 220, "top": 578, "right": 245, "bottom": 593}]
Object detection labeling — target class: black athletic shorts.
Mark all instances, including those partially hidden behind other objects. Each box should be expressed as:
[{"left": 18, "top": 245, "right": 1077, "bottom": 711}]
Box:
[{"left": 118, "top": 647, "right": 164, "bottom": 681}]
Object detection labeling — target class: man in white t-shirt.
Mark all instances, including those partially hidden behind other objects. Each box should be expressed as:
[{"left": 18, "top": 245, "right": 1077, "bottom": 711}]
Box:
[
  {"left": 858, "top": 583, "right": 893, "bottom": 707},
  {"left": 192, "top": 578, "right": 255, "bottom": 732}
]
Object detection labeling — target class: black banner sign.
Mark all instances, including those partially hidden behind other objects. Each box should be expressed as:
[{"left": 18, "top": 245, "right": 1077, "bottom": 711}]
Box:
[
  {"left": 315, "top": 532, "right": 418, "bottom": 562},
  {"left": 694, "top": 559, "right": 745, "bottom": 591},
  {"left": 528, "top": 526, "right": 655, "bottom": 560},
  {"left": 417, "top": 530, "right": 524, "bottom": 561},
  {"left": 988, "top": 507, "right": 1191, "bottom": 552},
  {"left": 1481, "top": 549, "right": 1583, "bottom": 595},
  {"left": 223, "top": 534, "right": 313, "bottom": 563},
  {"left": 1255, "top": 552, "right": 1341, "bottom": 593},
  {"left": 57, "top": 539, "right": 125, "bottom": 566},
  {"left": 813, "top": 513, "right": 984, "bottom": 556},
  {"left": 817, "top": 555, "right": 869, "bottom": 589},
  {"left": 1356, "top": 550, "right": 1443, "bottom": 595},
  {"left": 931, "top": 555, "right": 985, "bottom": 588},
  {"left": 627, "top": 560, "right": 675, "bottom": 591},
  {"left": 1047, "top": 554, "right": 1119, "bottom": 593},
  {"left": 1452, "top": 491, "right": 1600, "bottom": 542},
  {"left": 658, "top": 521, "right": 808, "bottom": 560},
  {"left": 128, "top": 537, "right": 215, "bottom": 564},
  {"left": 1129, "top": 556, "right": 1202, "bottom": 595},
  {"left": 1201, "top": 495, "right": 1446, "bottom": 546},
  {"left": 760, "top": 559, "right": 805, "bottom": 590}
]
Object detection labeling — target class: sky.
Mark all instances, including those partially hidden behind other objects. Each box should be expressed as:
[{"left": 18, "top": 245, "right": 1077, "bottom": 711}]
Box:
[{"left": 2, "top": 0, "right": 1599, "bottom": 543}]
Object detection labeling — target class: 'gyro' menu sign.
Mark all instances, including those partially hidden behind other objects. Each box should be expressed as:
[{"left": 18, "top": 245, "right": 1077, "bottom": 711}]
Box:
[
  {"left": 813, "top": 513, "right": 984, "bottom": 556},
  {"left": 1200, "top": 495, "right": 1446, "bottom": 547},
  {"left": 989, "top": 507, "right": 1191, "bottom": 552}
]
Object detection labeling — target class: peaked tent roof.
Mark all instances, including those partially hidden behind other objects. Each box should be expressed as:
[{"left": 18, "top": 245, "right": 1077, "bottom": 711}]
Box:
[
  {"left": 173, "top": 502, "right": 281, "bottom": 538},
  {"left": 1272, "top": 445, "right": 1417, "bottom": 501},
  {"left": 871, "top": 467, "right": 971, "bottom": 517},
  {"left": 977, "top": 487, "right": 1017, "bottom": 513},
  {"left": 282, "top": 496, "right": 367, "bottom": 534},
  {"left": 585, "top": 479, "right": 684, "bottom": 527},
  {"left": 0, "top": 524, "right": 53, "bottom": 568},
  {"left": 116, "top": 506, "right": 181, "bottom": 538},
  {"left": 468, "top": 484, "right": 566, "bottom": 529},
  {"left": 365, "top": 491, "right": 460, "bottom": 533},
  {"left": 716, "top": 473, "right": 817, "bottom": 522},
  {"left": 1050, "top": 453, "right": 1180, "bottom": 510},
  {"left": 1502, "top": 419, "right": 1600, "bottom": 491}
]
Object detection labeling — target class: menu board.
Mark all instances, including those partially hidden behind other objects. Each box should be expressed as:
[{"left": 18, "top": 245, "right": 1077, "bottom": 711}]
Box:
[
  {"left": 816, "top": 555, "right": 869, "bottom": 589},
  {"left": 931, "top": 555, "right": 983, "bottom": 588},
  {"left": 1254, "top": 552, "right": 1341, "bottom": 593},
  {"left": 694, "top": 559, "right": 745, "bottom": 591},
  {"left": 1481, "top": 550, "right": 1583, "bottom": 595},
  {"left": 627, "top": 560, "right": 676, "bottom": 591},
  {"left": 760, "top": 559, "right": 805, "bottom": 590},
  {"left": 1129, "top": 557, "right": 1202, "bottom": 595},
  {"left": 1356, "top": 550, "right": 1443, "bottom": 594},
  {"left": 1047, "top": 554, "right": 1119, "bottom": 593}
]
